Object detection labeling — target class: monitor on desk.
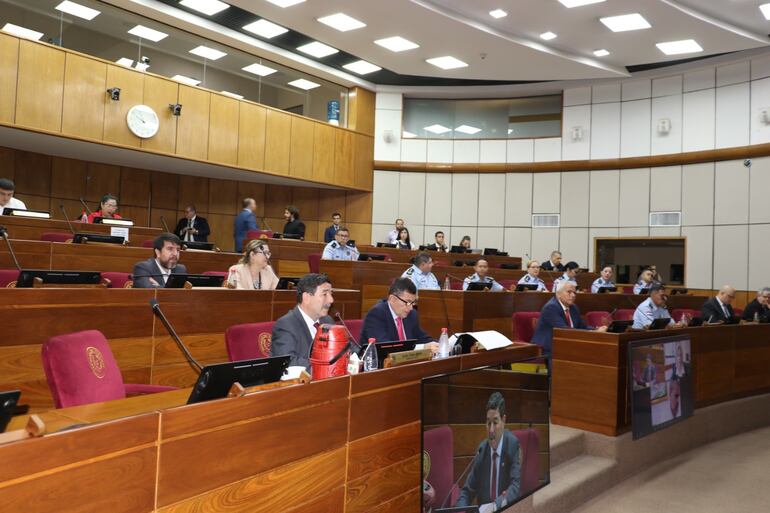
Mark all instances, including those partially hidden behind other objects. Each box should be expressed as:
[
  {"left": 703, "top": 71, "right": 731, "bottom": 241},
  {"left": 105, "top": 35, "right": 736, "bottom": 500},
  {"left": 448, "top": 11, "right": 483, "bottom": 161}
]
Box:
[
  {"left": 450, "top": 246, "right": 471, "bottom": 254},
  {"left": 374, "top": 340, "right": 416, "bottom": 368},
  {"left": 182, "top": 241, "right": 214, "bottom": 251},
  {"left": 0, "top": 390, "right": 21, "bottom": 433},
  {"left": 15, "top": 270, "right": 102, "bottom": 288},
  {"left": 92, "top": 217, "right": 133, "bottom": 227},
  {"left": 187, "top": 356, "right": 290, "bottom": 404},
  {"left": 277, "top": 277, "right": 300, "bottom": 290},
  {"left": 358, "top": 253, "right": 386, "bottom": 261},
  {"left": 515, "top": 283, "right": 539, "bottom": 292},
  {"left": 466, "top": 281, "right": 493, "bottom": 291},
  {"left": 597, "top": 286, "right": 617, "bottom": 293},
  {"left": 72, "top": 233, "right": 125, "bottom": 245},
  {"left": 377, "top": 242, "right": 396, "bottom": 248},
  {"left": 164, "top": 273, "right": 224, "bottom": 288}
]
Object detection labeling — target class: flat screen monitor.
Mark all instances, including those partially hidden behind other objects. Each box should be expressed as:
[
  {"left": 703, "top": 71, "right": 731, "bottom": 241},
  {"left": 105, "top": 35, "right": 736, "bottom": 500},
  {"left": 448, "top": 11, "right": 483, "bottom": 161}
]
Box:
[
  {"left": 597, "top": 286, "right": 617, "bottom": 293},
  {"left": 15, "top": 269, "right": 102, "bottom": 288},
  {"left": 376, "top": 242, "right": 396, "bottom": 248},
  {"left": 421, "top": 358, "right": 550, "bottom": 512},
  {"left": 450, "top": 246, "right": 471, "bottom": 254},
  {"left": 515, "top": 283, "right": 539, "bottom": 292},
  {"left": 182, "top": 241, "right": 214, "bottom": 251},
  {"left": 187, "top": 356, "right": 290, "bottom": 404},
  {"left": 358, "top": 253, "right": 386, "bottom": 261},
  {"left": 374, "top": 340, "right": 416, "bottom": 369},
  {"left": 483, "top": 248, "right": 498, "bottom": 256},
  {"left": 164, "top": 273, "right": 224, "bottom": 288},
  {"left": 466, "top": 281, "right": 493, "bottom": 291},
  {"left": 637, "top": 287, "right": 650, "bottom": 295},
  {"left": 648, "top": 317, "right": 671, "bottom": 330},
  {"left": 72, "top": 233, "right": 125, "bottom": 245},
  {"left": 628, "top": 335, "right": 694, "bottom": 440},
  {"left": 277, "top": 277, "right": 300, "bottom": 290},
  {"left": 607, "top": 320, "right": 633, "bottom": 333},
  {"left": 499, "top": 264, "right": 519, "bottom": 270},
  {"left": 0, "top": 390, "right": 21, "bottom": 433}
]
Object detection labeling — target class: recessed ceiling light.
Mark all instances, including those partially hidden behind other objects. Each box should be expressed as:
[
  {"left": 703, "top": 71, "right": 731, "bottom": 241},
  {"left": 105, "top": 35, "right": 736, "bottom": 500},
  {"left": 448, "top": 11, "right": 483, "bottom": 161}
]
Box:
[
  {"left": 221, "top": 90, "right": 244, "bottom": 99},
  {"left": 426, "top": 56, "right": 468, "bottom": 70},
  {"left": 297, "top": 41, "right": 339, "bottom": 58},
  {"left": 288, "top": 78, "right": 321, "bottom": 90},
  {"left": 424, "top": 124, "right": 452, "bottom": 134},
  {"left": 171, "top": 74, "right": 201, "bottom": 86},
  {"left": 128, "top": 25, "right": 168, "bottom": 42},
  {"left": 243, "top": 19, "right": 288, "bottom": 39},
  {"left": 55, "top": 1, "right": 100, "bottom": 20},
  {"left": 558, "top": 0, "right": 605, "bottom": 7},
  {"left": 599, "top": 13, "right": 651, "bottom": 32},
  {"left": 265, "top": 0, "right": 305, "bottom": 7},
  {"left": 1, "top": 23, "right": 44, "bottom": 40},
  {"left": 402, "top": 131, "right": 417, "bottom": 138},
  {"left": 343, "top": 60, "right": 381, "bottom": 75},
  {"left": 115, "top": 57, "right": 134, "bottom": 67},
  {"left": 189, "top": 45, "right": 227, "bottom": 60},
  {"left": 179, "top": 0, "right": 229, "bottom": 16},
  {"left": 489, "top": 9, "right": 507, "bottom": 19},
  {"left": 593, "top": 49, "right": 610, "bottom": 57},
  {"left": 760, "top": 3, "right": 770, "bottom": 20},
  {"left": 540, "top": 31, "right": 557, "bottom": 40},
  {"left": 374, "top": 36, "right": 419, "bottom": 52},
  {"left": 317, "top": 13, "right": 366, "bottom": 32},
  {"left": 455, "top": 125, "right": 482, "bottom": 135},
  {"left": 656, "top": 39, "right": 703, "bottom": 56},
  {"left": 242, "top": 63, "right": 277, "bottom": 76}
]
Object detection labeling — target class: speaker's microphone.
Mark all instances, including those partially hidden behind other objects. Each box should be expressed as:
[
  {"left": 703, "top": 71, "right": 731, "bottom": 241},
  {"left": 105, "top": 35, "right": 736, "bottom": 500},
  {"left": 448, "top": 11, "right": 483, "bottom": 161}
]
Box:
[
  {"left": 440, "top": 443, "right": 484, "bottom": 508},
  {"left": 159, "top": 215, "right": 171, "bottom": 233},
  {"left": 149, "top": 299, "right": 202, "bottom": 371},
  {"left": 334, "top": 312, "right": 362, "bottom": 353},
  {"left": 0, "top": 226, "right": 22, "bottom": 271},
  {"left": 59, "top": 204, "right": 77, "bottom": 235},
  {"left": 78, "top": 197, "right": 92, "bottom": 215}
]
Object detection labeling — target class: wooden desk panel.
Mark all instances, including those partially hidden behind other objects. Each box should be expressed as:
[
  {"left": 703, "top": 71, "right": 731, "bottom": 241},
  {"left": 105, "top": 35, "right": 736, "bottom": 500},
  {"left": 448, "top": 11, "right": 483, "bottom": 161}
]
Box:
[
  {"left": 0, "top": 239, "right": 51, "bottom": 270},
  {"left": 0, "top": 215, "right": 161, "bottom": 247}
]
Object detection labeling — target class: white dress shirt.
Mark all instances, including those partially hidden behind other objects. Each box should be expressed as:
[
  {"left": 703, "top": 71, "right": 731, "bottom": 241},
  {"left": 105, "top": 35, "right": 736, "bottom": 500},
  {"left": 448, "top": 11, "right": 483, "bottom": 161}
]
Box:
[{"left": 0, "top": 197, "right": 27, "bottom": 215}]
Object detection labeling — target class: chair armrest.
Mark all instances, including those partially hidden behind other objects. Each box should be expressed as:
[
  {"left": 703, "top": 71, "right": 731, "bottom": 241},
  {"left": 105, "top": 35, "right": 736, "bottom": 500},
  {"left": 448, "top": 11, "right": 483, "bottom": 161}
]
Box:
[{"left": 124, "top": 383, "right": 178, "bottom": 396}]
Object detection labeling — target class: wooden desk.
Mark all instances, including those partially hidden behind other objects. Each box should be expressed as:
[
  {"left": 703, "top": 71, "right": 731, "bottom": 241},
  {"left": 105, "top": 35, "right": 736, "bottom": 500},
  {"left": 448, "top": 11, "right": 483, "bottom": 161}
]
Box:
[
  {"left": 0, "top": 215, "right": 162, "bottom": 247},
  {"left": 551, "top": 324, "right": 770, "bottom": 436}
]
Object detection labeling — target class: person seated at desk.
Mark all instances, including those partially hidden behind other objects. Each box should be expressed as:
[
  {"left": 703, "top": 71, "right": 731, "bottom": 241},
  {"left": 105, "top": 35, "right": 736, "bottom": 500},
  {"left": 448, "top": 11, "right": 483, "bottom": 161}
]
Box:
[
  {"left": 424, "top": 230, "right": 448, "bottom": 252},
  {"left": 322, "top": 227, "right": 359, "bottom": 261},
  {"left": 86, "top": 194, "right": 122, "bottom": 223},
  {"left": 174, "top": 204, "right": 210, "bottom": 242},
  {"left": 402, "top": 252, "right": 439, "bottom": 290},
  {"left": 323, "top": 212, "right": 342, "bottom": 243},
  {"left": 234, "top": 197, "right": 258, "bottom": 252},
  {"left": 632, "top": 283, "right": 676, "bottom": 329},
  {"left": 270, "top": 273, "right": 334, "bottom": 371},
  {"left": 0, "top": 178, "right": 26, "bottom": 215},
  {"left": 227, "top": 239, "right": 278, "bottom": 290},
  {"left": 282, "top": 205, "right": 305, "bottom": 239},
  {"left": 540, "top": 250, "right": 564, "bottom": 272},
  {"left": 387, "top": 218, "right": 405, "bottom": 244},
  {"left": 463, "top": 259, "right": 504, "bottom": 291},
  {"left": 591, "top": 266, "right": 616, "bottom": 293},
  {"left": 633, "top": 268, "right": 655, "bottom": 294},
  {"left": 532, "top": 282, "right": 606, "bottom": 356},
  {"left": 459, "top": 235, "right": 472, "bottom": 251},
  {"left": 132, "top": 233, "right": 187, "bottom": 288},
  {"left": 700, "top": 285, "right": 736, "bottom": 323},
  {"left": 455, "top": 392, "right": 520, "bottom": 512},
  {"left": 743, "top": 287, "right": 770, "bottom": 322},
  {"left": 551, "top": 261, "right": 579, "bottom": 292},
  {"left": 517, "top": 260, "right": 547, "bottom": 291},
  {"left": 395, "top": 227, "right": 416, "bottom": 249}
]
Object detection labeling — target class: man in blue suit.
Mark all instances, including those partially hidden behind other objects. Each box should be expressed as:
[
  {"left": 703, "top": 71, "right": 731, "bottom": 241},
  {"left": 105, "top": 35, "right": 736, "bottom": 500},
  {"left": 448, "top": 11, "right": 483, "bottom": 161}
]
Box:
[
  {"left": 323, "top": 212, "right": 342, "bottom": 243},
  {"left": 531, "top": 282, "right": 606, "bottom": 356},
  {"left": 233, "top": 197, "right": 258, "bottom": 252}
]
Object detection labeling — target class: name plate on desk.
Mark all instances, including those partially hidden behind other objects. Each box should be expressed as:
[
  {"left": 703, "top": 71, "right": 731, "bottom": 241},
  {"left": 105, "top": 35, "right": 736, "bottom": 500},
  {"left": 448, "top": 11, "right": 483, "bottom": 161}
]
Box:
[{"left": 384, "top": 348, "right": 433, "bottom": 368}]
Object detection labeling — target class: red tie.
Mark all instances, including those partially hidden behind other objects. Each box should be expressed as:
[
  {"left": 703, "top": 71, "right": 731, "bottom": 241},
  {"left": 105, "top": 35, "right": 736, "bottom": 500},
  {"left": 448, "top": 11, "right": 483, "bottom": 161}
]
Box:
[
  {"left": 396, "top": 317, "right": 406, "bottom": 341},
  {"left": 490, "top": 451, "right": 498, "bottom": 500},
  {"left": 564, "top": 308, "right": 573, "bottom": 328}
]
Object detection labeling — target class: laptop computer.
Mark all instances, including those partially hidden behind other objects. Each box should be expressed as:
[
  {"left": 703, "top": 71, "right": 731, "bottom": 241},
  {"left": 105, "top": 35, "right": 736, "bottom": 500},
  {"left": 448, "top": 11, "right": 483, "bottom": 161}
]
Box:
[
  {"left": 607, "top": 320, "right": 633, "bottom": 333},
  {"left": 187, "top": 356, "right": 290, "bottom": 404},
  {"left": 374, "top": 340, "right": 417, "bottom": 369},
  {"left": 515, "top": 283, "right": 539, "bottom": 292},
  {"left": 15, "top": 270, "right": 102, "bottom": 288},
  {"left": 466, "top": 281, "right": 493, "bottom": 291},
  {"left": 648, "top": 317, "right": 671, "bottom": 330}
]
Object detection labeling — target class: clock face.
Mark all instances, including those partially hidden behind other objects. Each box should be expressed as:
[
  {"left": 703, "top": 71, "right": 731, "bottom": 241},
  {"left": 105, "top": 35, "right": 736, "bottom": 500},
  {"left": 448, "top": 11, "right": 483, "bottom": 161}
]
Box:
[{"left": 126, "top": 104, "right": 160, "bottom": 139}]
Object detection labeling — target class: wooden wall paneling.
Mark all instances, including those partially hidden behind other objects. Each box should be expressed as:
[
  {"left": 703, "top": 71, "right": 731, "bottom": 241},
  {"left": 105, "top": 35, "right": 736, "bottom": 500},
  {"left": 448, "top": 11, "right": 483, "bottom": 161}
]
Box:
[
  {"left": 141, "top": 75, "right": 178, "bottom": 154},
  {"left": 207, "top": 93, "right": 239, "bottom": 165},
  {"left": 289, "top": 116, "right": 314, "bottom": 180},
  {"left": 50, "top": 157, "right": 87, "bottom": 202},
  {"left": 345, "top": 455, "right": 420, "bottom": 513},
  {"left": 0, "top": 33, "right": 19, "bottom": 124},
  {"left": 175, "top": 85, "right": 210, "bottom": 160},
  {"left": 345, "top": 191, "right": 373, "bottom": 224},
  {"left": 85, "top": 162, "right": 121, "bottom": 203},
  {"left": 208, "top": 178, "right": 238, "bottom": 215},
  {"left": 119, "top": 166, "right": 150, "bottom": 207},
  {"left": 264, "top": 109, "right": 292, "bottom": 175},
  {"left": 118, "top": 206, "right": 149, "bottom": 228},
  {"left": 316, "top": 189, "right": 346, "bottom": 240},
  {"left": 363, "top": 488, "right": 421, "bottom": 513},
  {"left": 0, "top": 147, "right": 14, "bottom": 179},
  {"left": 264, "top": 185, "right": 293, "bottom": 218},
  {"left": 61, "top": 53, "right": 106, "bottom": 141},
  {"left": 312, "top": 123, "right": 336, "bottom": 183},
  {"left": 152, "top": 334, "right": 228, "bottom": 367},
  {"left": 15, "top": 40, "right": 65, "bottom": 132},
  {"left": 354, "top": 134, "right": 374, "bottom": 190},
  {"left": 237, "top": 102, "right": 266, "bottom": 170},
  {"left": 347, "top": 87, "right": 376, "bottom": 137},
  {"left": 334, "top": 130, "right": 355, "bottom": 187},
  {"left": 206, "top": 213, "right": 236, "bottom": 252},
  {"left": 284, "top": 487, "right": 346, "bottom": 513},
  {"left": 177, "top": 175, "right": 209, "bottom": 213},
  {"left": 18, "top": 195, "right": 50, "bottom": 212},
  {"left": 51, "top": 197, "right": 86, "bottom": 222},
  {"left": 291, "top": 187, "right": 319, "bottom": 222},
  {"left": 151, "top": 208, "right": 178, "bottom": 231},
  {"left": 150, "top": 170, "right": 180, "bottom": 211},
  {"left": 102, "top": 64, "right": 142, "bottom": 147},
  {"left": 14, "top": 150, "right": 52, "bottom": 197}
]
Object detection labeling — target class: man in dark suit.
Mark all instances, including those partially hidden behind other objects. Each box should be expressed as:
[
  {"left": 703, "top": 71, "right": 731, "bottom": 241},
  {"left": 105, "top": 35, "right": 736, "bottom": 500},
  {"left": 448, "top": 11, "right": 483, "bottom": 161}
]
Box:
[
  {"left": 359, "top": 278, "right": 435, "bottom": 347},
  {"left": 424, "top": 230, "right": 448, "bottom": 252},
  {"left": 742, "top": 287, "right": 770, "bottom": 322},
  {"left": 700, "top": 285, "right": 736, "bottom": 323},
  {"left": 323, "top": 212, "right": 342, "bottom": 243},
  {"left": 531, "top": 282, "right": 606, "bottom": 355},
  {"left": 174, "top": 205, "right": 210, "bottom": 243},
  {"left": 270, "top": 273, "right": 335, "bottom": 371},
  {"left": 132, "top": 233, "right": 187, "bottom": 288},
  {"left": 540, "top": 250, "right": 565, "bottom": 272},
  {"left": 234, "top": 197, "right": 258, "bottom": 252},
  {"left": 455, "top": 392, "right": 520, "bottom": 512}
]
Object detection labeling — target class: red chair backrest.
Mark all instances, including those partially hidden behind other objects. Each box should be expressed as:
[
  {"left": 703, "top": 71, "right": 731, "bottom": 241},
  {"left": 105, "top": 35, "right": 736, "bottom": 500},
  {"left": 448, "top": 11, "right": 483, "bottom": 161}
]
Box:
[
  {"left": 423, "top": 426, "right": 455, "bottom": 509},
  {"left": 308, "top": 253, "right": 322, "bottom": 273},
  {"left": 733, "top": 308, "right": 743, "bottom": 318},
  {"left": 40, "top": 232, "right": 71, "bottom": 243},
  {"left": 101, "top": 272, "right": 132, "bottom": 288},
  {"left": 0, "top": 268, "right": 19, "bottom": 287},
  {"left": 225, "top": 322, "right": 275, "bottom": 361},
  {"left": 586, "top": 311, "right": 612, "bottom": 327},
  {"left": 614, "top": 309, "right": 635, "bottom": 321},
  {"left": 671, "top": 308, "right": 699, "bottom": 322},
  {"left": 512, "top": 312, "right": 540, "bottom": 342},
  {"left": 499, "top": 279, "right": 515, "bottom": 291},
  {"left": 341, "top": 319, "right": 363, "bottom": 343},
  {"left": 42, "top": 329, "right": 126, "bottom": 408},
  {"left": 450, "top": 280, "right": 463, "bottom": 290},
  {"left": 512, "top": 428, "right": 541, "bottom": 497},
  {"left": 141, "top": 239, "right": 154, "bottom": 248}
]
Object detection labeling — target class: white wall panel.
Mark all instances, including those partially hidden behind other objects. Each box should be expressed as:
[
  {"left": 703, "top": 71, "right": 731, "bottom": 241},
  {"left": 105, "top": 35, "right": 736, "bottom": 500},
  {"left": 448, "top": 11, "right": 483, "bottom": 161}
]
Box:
[
  {"left": 559, "top": 228, "right": 589, "bottom": 267},
  {"left": 619, "top": 227, "right": 649, "bottom": 236},
  {"left": 532, "top": 172, "right": 561, "bottom": 213},
  {"left": 426, "top": 140, "right": 453, "bottom": 163},
  {"left": 507, "top": 139, "right": 534, "bottom": 163},
  {"left": 407, "top": 225, "right": 425, "bottom": 246},
  {"left": 424, "top": 225, "right": 451, "bottom": 247},
  {"left": 589, "top": 170, "right": 619, "bottom": 227},
  {"left": 622, "top": 79, "right": 651, "bottom": 101},
  {"left": 564, "top": 87, "right": 591, "bottom": 106},
  {"left": 619, "top": 168, "right": 650, "bottom": 227},
  {"left": 504, "top": 228, "right": 532, "bottom": 264},
  {"left": 453, "top": 140, "right": 480, "bottom": 164},
  {"left": 714, "top": 160, "right": 749, "bottom": 225},
  {"left": 561, "top": 105, "right": 591, "bottom": 160},
  {"left": 450, "top": 174, "right": 479, "bottom": 226},
  {"left": 401, "top": 139, "right": 427, "bottom": 162},
  {"left": 592, "top": 83, "right": 621, "bottom": 103},
  {"left": 371, "top": 223, "right": 393, "bottom": 245},
  {"left": 374, "top": 109, "right": 402, "bottom": 161},
  {"left": 683, "top": 68, "right": 715, "bottom": 92},
  {"left": 651, "top": 94, "right": 683, "bottom": 155},
  {"left": 681, "top": 162, "right": 715, "bottom": 226},
  {"left": 534, "top": 138, "right": 561, "bottom": 162},
  {"left": 681, "top": 226, "right": 713, "bottom": 289},
  {"left": 748, "top": 224, "right": 770, "bottom": 291},
  {"left": 649, "top": 227, "right": 681, "bottom": 237},
  {"left": 620, "top": 99, "right": 651, "bottom": 157},
  {"left": 477, "top": 227, "right": 505, "bottom": 251},
  {"left": 375, "top": 92, "right": 402, "bottom": 110},
  {"left": 682, "top": 89, "right": 715, "bottom": 152},
  {"left": 751, "top": 53, "right": 770, "bottom": 80},
  {"left": 478, "top": 174, "right": 506, "bottom": 227},
  {"left": 715, "top": 82, "right": 750, "bottom": 148},
  {"left": 650, "top": 165, "right": 681, "bottom": 212},
  {"left": 425, "top": 173, "right": 453, "bottom": 226},
  {"left": 480, "top": 140, "right": 506, "bottom": 163},
  {"left": 505, "top": 173, "right": 533, "bottom": 226},
  {"left": 652, "top": 76, "right": 682, "bottom": 97},
  {"left": 590, "top": 102, "right": 621, "bottom": 159},
  {"left": 749, "top": 156, "right": 770, "bottom": 223},
  {"left": 531, "top": 228, "right": 560, "bottom": 264},
  {"left": 560, "top": 171, "right": 589, "bottom": 227},
  {"left": 397, "top": 172, "right": 426, "bottom": 225},
  {"left": 372, "top": 170, "right": 400, "bottom": 224},
  {"left": 713, "top": 225, "right": 748, "bottom": 290},
  {"left": 750, "top": 77, "right": 770, "bottom": 145},
  {"left": 588, "top": 228, "right": 619, "bottom": 269},
  {"left": 717, "top": 61, "right": 750, "bottom": 87}
]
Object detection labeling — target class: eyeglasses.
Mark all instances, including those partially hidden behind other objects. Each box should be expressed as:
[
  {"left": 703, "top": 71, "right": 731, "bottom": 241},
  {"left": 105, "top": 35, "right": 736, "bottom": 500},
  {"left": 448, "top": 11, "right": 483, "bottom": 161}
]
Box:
[
  {"left": 392, "top": 294, "right": 418, "bottom": 307},
  {"left": 254, "top": 249, "right": 271, "bottom": 257}
]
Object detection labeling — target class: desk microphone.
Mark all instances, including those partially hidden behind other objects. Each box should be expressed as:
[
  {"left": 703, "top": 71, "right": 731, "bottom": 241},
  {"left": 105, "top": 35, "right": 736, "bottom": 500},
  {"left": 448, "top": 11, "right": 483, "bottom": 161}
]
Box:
[
  {"left": 261, "top": 217, "right": 272, "bottom": 232},
  {"left": 440, "top": 444, "right": 483, "bottom": 508},
  {"left": 334, "top": 312, "right": 362, "bottom": 354},
  {"left": 78, "top": 197, "right": 92, "bottom": 216},
  {"left": 0, "top": 226, "right": 21, "bottom": 271},
  {"left": 59, "top": 205, "right": 78, "bottom": 235},
  {"left": 149, "top": 299, "right": 202, "bottom": 372},
  {"left": 159, "top": 215, "right": 171, "bottom": 233}
]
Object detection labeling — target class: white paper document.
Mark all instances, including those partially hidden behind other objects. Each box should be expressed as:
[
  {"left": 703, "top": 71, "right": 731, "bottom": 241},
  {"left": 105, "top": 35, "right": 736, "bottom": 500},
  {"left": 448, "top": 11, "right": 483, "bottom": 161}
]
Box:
[
  {"left": 110, "top": 226, "right": 129, "bottom": 242},
  {"left": 448, "top": 330, "right": 513, "bottom": 351}
]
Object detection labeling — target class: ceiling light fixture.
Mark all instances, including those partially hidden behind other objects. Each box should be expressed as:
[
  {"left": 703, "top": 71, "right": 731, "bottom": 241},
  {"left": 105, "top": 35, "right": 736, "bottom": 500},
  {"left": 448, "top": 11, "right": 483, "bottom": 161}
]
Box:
[
  {"left": 288, "top": 78, "right": 321, "bottom": 90},
  {"left": 423, "top": 124, "right": 452, "bottom": 134},
  {"left": 343, "top": 60, "right": 381, "bottom": 75},
  {"left": 1, "top": 23, "right": 44, "bottom": 40},
  {"left": 426, "top": 56, "right": 468, "bottom": 70},
  {"left": 558, "top": 0, "right": 605, "bottom": 7},
  {"left": 540, "top": 31, "right": 557, "bottom": 40},
  {"left": 297, "top": 41, "right": 339, "bottom": 58},
  {"left": 265, "top": 0, "right": 305, "bottom": 6},
  {"left": 760, "top": 3, "right": 770, "bottom": 20},
  {"left": 455, "top": 125, "right": 482, "bottom": 135},
  {"left": 317, "top": 13, "right": 366, "bottom": 32},
  {"left": 221, "top": 91, "right": 244, "bottom": 99},
  {"left": 189, "top": 45, "right": 227, "bottom": 60},
  {"left": 489, "top": 9, "right": 507, "bottom": 19},
  {"left": 115, "top": 57, "right": 134, "bottom": 67},
  {"left": 171, "top": 74, "right": 201, "bottom": 86},
  {"left": 599, "top": 13, "right": 651, "bottom": 32},
  {"left": 55, "top": 1, "right": 101, "bottom": 20},
  {"left": 374, "top": 36, "right": 419, "bottom": 52},
  {"left": 179, "top": 0, "right": 229, "bottom": 16},
  {"left": 656, "top": 39, "right": 703, "bottom": 55},
  {"left": 242, "top": 63, "right": 277, "bottom": 76},
  {"left": 242, "top": 19, "right": 288, "bottom": 39},
  {"left": 593, "top": 49, "right": 610, "bottom": 57},
  {"left": 127, "top": 25, "right": 168, "bottom": 42}
]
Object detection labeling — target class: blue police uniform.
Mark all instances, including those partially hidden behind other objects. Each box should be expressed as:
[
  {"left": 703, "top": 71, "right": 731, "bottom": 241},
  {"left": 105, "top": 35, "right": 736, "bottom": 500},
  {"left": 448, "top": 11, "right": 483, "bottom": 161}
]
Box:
[
  {"left": 632, "top": 297, "right": 673, "bottom": 329},
  {"left": 633, "top": 280, "right": 652, "bottom": 294},
  {"left": 462, "top": 273, "right": 504, "bottom": 291},
  {"left": 401, "top": 265, "right": 440, "bottom": 290},
  {"left": 322, "top": 240, "right": 360, "bottom": 261},
  {"left": 591, "top": 277, "right": 616, "bottom": 293},
  {"left": 552, "top": 273, "right": 577, "bottom": 292},
  {"left": 517, "top": 274, "right": 547, "bottom": 291}
]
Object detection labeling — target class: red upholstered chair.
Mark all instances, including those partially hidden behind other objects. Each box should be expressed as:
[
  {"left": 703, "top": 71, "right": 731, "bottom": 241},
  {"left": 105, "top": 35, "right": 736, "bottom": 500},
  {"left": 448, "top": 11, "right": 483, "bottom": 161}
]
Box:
[
  {"left": 450, "top": 280, "right": 463, "bottom": 290},
  {"left": 40, "top": 232, "right": 72, "bottom": 243},
  {"left": 614, "top": 309, "right": 635, "bottom": 321},
  {"left": 586, "top": 311, "right": 612, "bottom": 328},
  {"left": 671, "top": 308, "right": 699, "bottom": 322},
  {"left": 246, "top": 229, "right": 273, "bottom": 241},
  {"left": 308, "top": 253, "right": 322, "bottom": 274},
  {"left": 423, "top": 426, "right": 459, "bottom": 509},
  {"left": 622, "top": 286, "right": 635, "bottom": 294},
  {"left": 341, "top": 319, "right": 363, "bottom": 343},
  {"left": 42, "top": 330, "right": 176, "bottom": 408},
  {"left": 733, "top": 308, "right": 743, "bottom": 318},
  {"left": 0, "top": 269, "right": 19, "bottom": 287},
  {"left": 512, "top": 428, "right": 541, "bottom": 497},
  {"left": 225, "top": 321, "right": 275, "bottom": 361},
  {"left": 101, "top": 272, "right": 132, "bottom": 288},
  {"left": 499, "top": 279, "right": 516, "bottom": 291},
  {"left": 141, "top": 239, "right": 154, "bottom": 248},
  {"left": 512, "top": 312, "right": 540, "bottom": 343}
]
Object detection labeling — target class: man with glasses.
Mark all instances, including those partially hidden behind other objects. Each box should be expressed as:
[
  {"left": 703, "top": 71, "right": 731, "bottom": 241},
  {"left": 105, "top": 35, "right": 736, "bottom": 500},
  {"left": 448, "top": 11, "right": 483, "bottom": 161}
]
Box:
[
  {"left": 174, "top": 205, "right": 210, "bottom": 243},
  {"left": 701, "top": 285, "right": 737, "bottom": 323},
  {"left": 321, "top": 227, "right": 359, "bottom": 260},
  {"left": 742, "top": 287, "right": 770, "bottom": 322},
  {"left": 401, "top": 252, "right": 440, "bottom": 290},
  {"left": 517, "top": 260, "right": 547, "bottom": 291}
]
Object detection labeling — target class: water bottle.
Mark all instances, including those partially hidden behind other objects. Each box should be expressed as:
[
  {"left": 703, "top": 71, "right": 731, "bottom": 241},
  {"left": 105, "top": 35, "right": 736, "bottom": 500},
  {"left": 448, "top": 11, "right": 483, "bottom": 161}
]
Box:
[
  {"left": 754, "top": 312, "right": 759, "bottom": 323},
  {"left": 362, "top": 338, "right": 378, "bottom": 371},
  {"left": 80, "top": 211, "right": 88, "bottom": 223},
  {"left": 438, "top": 328, "right": 450, "bottom": 358},
  {"left": 444, "top": 276, "right": 451, "bottom": 290}
]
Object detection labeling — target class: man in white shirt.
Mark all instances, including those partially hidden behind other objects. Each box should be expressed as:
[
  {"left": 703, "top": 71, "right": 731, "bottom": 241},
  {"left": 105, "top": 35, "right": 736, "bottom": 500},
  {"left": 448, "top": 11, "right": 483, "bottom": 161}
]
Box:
[
  {"left": 131, "top": 233, "right": 187, "bottom": 288},
  {"left": 0, "top": 178, "right": 26, "bottom": 215}
]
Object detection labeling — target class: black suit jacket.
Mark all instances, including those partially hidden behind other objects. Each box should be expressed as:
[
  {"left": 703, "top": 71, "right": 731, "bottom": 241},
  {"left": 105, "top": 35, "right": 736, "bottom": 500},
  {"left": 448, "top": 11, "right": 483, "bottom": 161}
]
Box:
[
  {"left": 700, "top": 297, "right": 734, "bottom": 323},
  {"left": 359, "top": 299, "right": 432, "bottom": 345},
  {"left": 455, "top": 430, "right": 520, "bottom": 508},
  {"left": 270, "top": 306, "right": 333, "bottom": 371},
  {"left": 742, "top": 298, "right": 770, "bottom": 321},
  {"left": 540, "top": 260, "right": 565, "bottom": 272},
  {"left": 531, "top": 297, "right": 590, "bottom": 354},
  {"left": 174, "top": 216, "right": 210, "bottom": 242},
  {"left": 131, "top": 258, "right": 188, "bottom": 288},
  {"left": 283, "top": 220, "right": 305, "bottom": 238}
]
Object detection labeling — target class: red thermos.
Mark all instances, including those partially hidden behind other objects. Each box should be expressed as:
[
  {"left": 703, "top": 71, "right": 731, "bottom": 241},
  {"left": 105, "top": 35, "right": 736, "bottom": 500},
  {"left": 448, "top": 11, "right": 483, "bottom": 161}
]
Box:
[{"left": 309, "top": 324, "right": 350, "bottom": 380}]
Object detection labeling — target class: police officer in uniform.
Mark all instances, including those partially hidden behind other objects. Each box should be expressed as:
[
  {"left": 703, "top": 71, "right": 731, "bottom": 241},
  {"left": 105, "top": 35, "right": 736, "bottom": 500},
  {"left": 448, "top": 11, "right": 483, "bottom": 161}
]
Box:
[
  {"left": 321, "top": 227, "right": 360, "bottom": 261},
  {"left": 591, "top": 266, "right": 616, "bottom": 293},
  {"left": 401, "top": 252, "right": 440, "bottom": 290},
  {"left": 518, "top": 260, "right": 547, "bottom": 291},
  {"left": 463, "top": 259, "right": 504, "bottom": 291},
  {"left": 632, "top": 283, "right": 678, "bottom": 329},
  {"left": 634, "top": 268, "right": 655, "bottom": 294},
  {"left": 551, "top": 261, "right": 580, "bottom": 292}
]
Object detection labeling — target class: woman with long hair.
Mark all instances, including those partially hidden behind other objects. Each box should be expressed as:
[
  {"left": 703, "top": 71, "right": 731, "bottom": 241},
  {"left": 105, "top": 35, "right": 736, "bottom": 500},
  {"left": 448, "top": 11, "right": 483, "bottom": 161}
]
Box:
[
  {"left": 395, "top": 227, "right": 415, "bottom": 249},
  {"left": 227, "top": 239, "right": 279, "bottom": 290}
]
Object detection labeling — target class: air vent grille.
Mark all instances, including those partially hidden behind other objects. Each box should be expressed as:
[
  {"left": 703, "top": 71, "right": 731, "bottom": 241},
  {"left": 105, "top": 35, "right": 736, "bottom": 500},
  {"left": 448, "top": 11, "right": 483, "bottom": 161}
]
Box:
[
  {"left": 649, "top": 211, "right": 681, "bottom": 227},
  {"left": 532, "top": 214, "right": 560, "bottom": 228}
]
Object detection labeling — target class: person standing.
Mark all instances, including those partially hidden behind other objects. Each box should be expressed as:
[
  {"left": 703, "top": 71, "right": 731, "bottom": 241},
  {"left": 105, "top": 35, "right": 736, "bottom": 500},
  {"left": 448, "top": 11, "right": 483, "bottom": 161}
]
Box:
[
  {"left": 323, "top": 212, "right": 342, "bottom": 243},
  {"left": 234, "top": 198, "right": 258, "bottom": 252},
  {"left": 174, "top": 205, "right": 210, "bottom": 243}
]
